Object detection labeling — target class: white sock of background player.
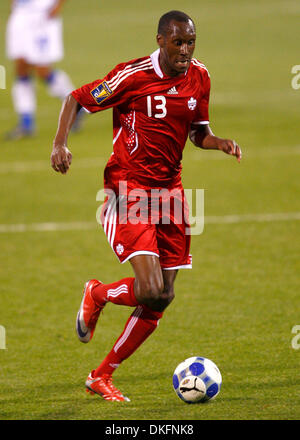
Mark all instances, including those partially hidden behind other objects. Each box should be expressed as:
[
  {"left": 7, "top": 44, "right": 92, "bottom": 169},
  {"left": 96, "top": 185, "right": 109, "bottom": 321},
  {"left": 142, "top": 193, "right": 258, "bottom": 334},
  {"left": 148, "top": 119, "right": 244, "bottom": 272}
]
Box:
[
  {"left": 46, "top": 69, "right": 86, "bottom": 130},
  {"left": 12, "top": 75, "right": 36, "bottom": 133},
  {"left": 46, "top": 69, "right": 75, "bottom": 99}
]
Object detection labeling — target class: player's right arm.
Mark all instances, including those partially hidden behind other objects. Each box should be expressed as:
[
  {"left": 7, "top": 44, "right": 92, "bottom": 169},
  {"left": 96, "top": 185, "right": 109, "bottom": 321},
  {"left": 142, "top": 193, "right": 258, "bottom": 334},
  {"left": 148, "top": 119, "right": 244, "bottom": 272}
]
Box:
[
  {"left": 51, "top": 58, "right": 145, "bottom": 174},
  {"left": 70, "top": 59, "right": 143, "bottom": 113},
  {"left": 51, "top": 94, "right": 80, "bottom": 174}
]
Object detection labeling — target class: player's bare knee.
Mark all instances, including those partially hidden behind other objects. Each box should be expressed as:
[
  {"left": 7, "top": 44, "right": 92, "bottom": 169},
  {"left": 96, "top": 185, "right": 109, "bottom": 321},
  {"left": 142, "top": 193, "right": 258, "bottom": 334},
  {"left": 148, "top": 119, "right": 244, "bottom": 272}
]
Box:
[
  {"left": 165, "top": 286, "right": 175, "bottom": 304},
  {"left": 135, "top": 277, "right": 164, "bottom": 304},
  {"left": 161, "top": 285, "right": 175, "bottom": 306},
  {"left": 147, "top": 284, "right": 175, "bottom": 311}
]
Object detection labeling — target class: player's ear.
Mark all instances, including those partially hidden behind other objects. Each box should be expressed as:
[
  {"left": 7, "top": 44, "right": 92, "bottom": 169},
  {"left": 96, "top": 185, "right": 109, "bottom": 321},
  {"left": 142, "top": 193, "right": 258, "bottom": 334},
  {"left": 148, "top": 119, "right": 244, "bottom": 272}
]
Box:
[{"left": 156, "top": 34, "right": 164, "bottom": 48}]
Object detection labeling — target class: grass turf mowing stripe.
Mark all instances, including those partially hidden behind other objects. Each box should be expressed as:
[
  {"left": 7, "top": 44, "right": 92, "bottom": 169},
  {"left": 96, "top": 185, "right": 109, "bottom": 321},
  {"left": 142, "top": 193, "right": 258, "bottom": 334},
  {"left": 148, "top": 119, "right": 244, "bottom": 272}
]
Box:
[
  {"left": 0, "top": 212, "right": 300, "bottom": 233},
  {"left": 0, "top": 146, "right": 299, "bottom": 173}
]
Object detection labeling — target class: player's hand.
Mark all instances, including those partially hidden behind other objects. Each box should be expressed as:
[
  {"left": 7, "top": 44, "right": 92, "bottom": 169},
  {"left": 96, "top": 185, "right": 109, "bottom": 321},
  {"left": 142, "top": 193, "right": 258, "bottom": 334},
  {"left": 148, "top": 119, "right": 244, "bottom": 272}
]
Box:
[
  {"left": 51, "top": 144, "right": 72, "bottom": 174},
  {"left": 218, "top": 139, "right": 242, "bottom": 163}
]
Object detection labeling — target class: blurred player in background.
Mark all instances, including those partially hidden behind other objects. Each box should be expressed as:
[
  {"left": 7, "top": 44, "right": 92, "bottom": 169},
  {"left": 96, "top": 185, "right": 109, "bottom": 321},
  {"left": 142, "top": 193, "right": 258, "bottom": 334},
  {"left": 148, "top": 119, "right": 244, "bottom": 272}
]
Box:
[
  {"left": 51, "top": 10, "right": 242, "bottom": 402},
  {"left": 5, "top": 0, "right": 82, "bottom": 140}
]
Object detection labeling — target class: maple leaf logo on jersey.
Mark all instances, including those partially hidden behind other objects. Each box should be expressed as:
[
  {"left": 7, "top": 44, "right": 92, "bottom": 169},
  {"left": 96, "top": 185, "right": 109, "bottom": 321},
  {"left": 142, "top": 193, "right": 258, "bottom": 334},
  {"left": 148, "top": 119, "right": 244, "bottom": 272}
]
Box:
[
  {"left": 90, "top": 81, "right": 113, "bottom": 104},
  {"left": 188, "top": 97, "right": 197, "bottom": 110}
]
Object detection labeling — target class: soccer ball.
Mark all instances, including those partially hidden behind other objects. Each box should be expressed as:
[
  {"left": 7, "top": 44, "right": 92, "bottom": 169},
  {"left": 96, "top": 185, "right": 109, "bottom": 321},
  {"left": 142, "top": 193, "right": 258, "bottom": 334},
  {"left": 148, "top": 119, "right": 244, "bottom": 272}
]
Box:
[
  {"left": 173, "top": 356, "right": 222, "bottom": 404},
  {"left": 177, "top": 375, "right": 206, "bottom": 403}
]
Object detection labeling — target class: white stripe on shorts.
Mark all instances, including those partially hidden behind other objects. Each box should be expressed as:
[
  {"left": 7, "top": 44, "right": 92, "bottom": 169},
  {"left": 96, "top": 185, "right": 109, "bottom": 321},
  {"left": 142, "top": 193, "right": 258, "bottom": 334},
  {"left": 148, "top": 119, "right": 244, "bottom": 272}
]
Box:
[{"left": 103, "top": 196, "right": 117, "bottom": 249}]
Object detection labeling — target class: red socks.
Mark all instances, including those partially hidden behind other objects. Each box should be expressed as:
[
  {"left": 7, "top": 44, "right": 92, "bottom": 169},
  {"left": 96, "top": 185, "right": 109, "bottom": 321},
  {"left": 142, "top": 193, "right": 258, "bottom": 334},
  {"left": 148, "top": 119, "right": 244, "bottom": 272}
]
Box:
[
  {"left": 91, "top": 277, "right": 138, "bottom": 307},
  {"left": 94, "top": 304, "right": 163, "bottom": 377},
  {"left": 90, "top": 277, "right": 164, "bottom": 378}
]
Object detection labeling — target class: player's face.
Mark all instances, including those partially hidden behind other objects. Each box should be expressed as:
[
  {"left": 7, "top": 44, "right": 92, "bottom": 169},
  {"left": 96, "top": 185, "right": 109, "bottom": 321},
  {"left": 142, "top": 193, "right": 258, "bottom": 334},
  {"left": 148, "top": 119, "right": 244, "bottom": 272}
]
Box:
[{"left": 157, "top": 19, "right": 196, "bottom": 77}]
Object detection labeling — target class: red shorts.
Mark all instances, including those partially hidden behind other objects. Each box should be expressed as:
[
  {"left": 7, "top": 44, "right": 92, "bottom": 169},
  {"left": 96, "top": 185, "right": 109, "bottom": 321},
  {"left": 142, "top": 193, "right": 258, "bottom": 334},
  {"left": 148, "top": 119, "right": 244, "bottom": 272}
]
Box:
[{"left": 99, "top": 184, "right": 192, "bottom": 270}]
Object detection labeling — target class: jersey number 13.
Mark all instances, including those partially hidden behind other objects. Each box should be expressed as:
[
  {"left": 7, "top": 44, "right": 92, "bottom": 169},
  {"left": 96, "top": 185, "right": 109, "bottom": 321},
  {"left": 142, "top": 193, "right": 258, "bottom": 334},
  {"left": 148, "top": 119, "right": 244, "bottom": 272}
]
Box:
[{"left": 147, "top": 95, "right": 167, "bottom": 119}]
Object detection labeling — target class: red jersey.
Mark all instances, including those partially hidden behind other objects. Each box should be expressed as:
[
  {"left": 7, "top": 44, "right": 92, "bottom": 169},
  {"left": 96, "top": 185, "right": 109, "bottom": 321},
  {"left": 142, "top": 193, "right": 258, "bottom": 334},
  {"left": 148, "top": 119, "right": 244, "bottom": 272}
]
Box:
[{"left": 72, "top": 49, "right": 210, "bottom": 191}]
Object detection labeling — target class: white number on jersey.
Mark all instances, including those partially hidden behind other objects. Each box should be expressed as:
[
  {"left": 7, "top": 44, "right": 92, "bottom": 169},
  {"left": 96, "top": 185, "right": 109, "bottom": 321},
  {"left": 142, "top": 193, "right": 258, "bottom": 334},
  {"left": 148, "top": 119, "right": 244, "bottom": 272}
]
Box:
[{"left": 147, "top": 95, "right": 167, "bottom": 119}]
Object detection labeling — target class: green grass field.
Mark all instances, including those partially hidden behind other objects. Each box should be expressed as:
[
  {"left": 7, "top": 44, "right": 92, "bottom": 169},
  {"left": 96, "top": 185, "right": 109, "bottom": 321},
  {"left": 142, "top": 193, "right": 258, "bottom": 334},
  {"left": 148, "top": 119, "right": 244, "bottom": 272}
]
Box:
[{"left": 0, "top": 0, "right": 300, "bottom": 421}]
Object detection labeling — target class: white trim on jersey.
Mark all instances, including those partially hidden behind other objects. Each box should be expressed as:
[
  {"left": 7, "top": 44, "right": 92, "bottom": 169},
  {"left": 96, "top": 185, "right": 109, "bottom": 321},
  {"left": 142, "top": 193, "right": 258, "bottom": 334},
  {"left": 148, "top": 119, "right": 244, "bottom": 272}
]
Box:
[
  {"left": 81, "top": 106, "right": 91, "bottom": 114},
  {"left": 150, "top": 49, "right": 164, "bottom": 79},
  {"left": 192, "top": 120, "right": 210, "bottom": 125},
  {"left": 191, "top": 59, "right": 210, "bottom": 76},
  {"left": 130, "top": 111, "right": 139, "bottom": 155},
  {"left": 107, "top": 58, "right": 152, "bottom": 89},
  {"left": 113, "top": 126, "right": 123, "bottom": 145},
  {"left": 106, "top": 59, "right": 153, "bottom": 92},
  {"left": 131, "top": 133, "right": 139, "bottom": 155}
]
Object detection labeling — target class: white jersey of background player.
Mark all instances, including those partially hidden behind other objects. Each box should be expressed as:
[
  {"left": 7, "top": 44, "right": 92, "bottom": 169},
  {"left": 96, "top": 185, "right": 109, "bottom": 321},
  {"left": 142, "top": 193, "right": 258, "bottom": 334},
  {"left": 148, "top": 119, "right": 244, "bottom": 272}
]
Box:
[{"left": 5, "top": 0, "right": 81, "bottom": 139}]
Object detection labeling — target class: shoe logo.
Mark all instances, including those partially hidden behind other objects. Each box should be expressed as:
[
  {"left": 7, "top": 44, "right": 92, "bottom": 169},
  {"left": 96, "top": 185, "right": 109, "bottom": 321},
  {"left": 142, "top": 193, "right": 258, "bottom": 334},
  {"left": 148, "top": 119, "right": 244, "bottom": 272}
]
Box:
[
  {"left": 188, "top": 97, "right": 197, "bottom": 110},
  {"left": 76, "top": 311, "right": 88, "bottom": 338},
  {"left": 116, "top": 243, "right": 124, "bottom": 255},
  {"left": 167, "top": 86, "right": 178, "bottom": 95}
]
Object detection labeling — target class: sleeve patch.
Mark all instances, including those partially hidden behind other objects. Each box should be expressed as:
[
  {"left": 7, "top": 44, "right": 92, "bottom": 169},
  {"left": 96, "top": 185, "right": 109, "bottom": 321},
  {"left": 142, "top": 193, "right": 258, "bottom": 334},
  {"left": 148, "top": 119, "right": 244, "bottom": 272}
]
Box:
[{"left": 90, "top": 81, "right": 113, "bottom": 104}]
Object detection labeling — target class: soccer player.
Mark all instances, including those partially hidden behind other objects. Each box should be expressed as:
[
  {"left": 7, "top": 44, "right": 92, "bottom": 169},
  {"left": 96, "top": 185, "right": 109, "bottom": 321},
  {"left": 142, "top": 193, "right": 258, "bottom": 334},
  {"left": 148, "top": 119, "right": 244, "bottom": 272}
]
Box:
[
  {"left": 51, "top": 10, "right": 242, "bottom": 401},
  {"left": 5, "top": 0, "right": 82, "bottom": 139}
]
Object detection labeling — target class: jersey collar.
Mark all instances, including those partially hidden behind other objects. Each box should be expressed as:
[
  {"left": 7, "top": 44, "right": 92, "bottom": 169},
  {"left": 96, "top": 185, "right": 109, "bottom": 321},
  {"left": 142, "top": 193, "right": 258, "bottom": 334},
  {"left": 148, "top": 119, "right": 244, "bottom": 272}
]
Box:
[{"left": 150, "top": 49, "right": 164, "bottom": 78}]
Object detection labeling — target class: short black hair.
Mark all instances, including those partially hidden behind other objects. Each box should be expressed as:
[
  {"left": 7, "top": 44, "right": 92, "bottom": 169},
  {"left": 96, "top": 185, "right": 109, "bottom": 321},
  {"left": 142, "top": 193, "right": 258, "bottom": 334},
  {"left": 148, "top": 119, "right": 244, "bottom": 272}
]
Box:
[{"left": 157, "top": 10, "right": 194, "bottom": 36}]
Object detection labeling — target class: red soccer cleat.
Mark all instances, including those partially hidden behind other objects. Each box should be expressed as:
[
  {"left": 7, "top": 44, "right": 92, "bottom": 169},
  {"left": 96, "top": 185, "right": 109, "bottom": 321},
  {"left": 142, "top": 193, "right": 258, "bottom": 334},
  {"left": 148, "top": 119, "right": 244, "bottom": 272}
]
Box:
[
  {"left": 85, "top": 371, "right": 130, "bottom": 402},
  {"left": 76, "top": 279, "right": 105, "bottom": 343}
]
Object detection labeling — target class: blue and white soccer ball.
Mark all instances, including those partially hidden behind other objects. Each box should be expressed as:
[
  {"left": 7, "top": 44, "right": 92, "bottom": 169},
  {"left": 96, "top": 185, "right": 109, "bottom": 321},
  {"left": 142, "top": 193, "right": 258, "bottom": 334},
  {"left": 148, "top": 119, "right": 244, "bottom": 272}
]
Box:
[{"left": 173, "top": 356, "right": 222, "bottom": 404}]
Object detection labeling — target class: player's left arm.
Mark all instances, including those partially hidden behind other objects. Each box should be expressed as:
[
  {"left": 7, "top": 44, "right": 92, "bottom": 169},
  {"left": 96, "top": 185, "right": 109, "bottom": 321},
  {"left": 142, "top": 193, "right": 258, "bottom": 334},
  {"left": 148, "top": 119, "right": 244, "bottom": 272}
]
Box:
[
  {"left": 48, "top": 0, "right": 66, "bottom": 18},
  {"left": 189, "top": 123, "right": 242, "bottom": 163}
]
